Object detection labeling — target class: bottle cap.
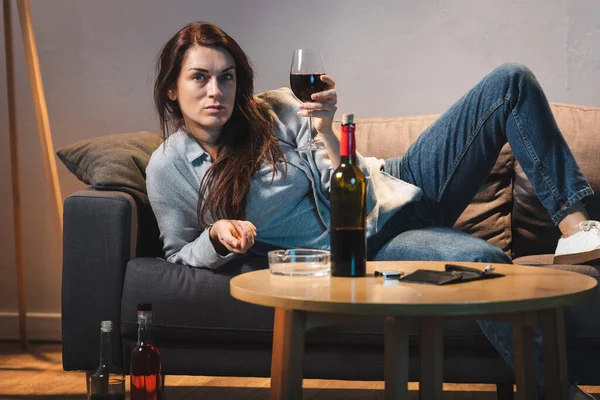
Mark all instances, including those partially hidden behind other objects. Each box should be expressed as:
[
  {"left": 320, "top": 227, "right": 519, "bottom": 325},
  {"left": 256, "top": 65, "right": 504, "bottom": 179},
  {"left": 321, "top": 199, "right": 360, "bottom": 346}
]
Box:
[
  {"left": 137, "top": 303, "right": 152, "bottom": 312},
  {"left": 342, "top": 113, "right": 354, "bottom": 125},
  {"left": 100, "top": 320, "right": 113, "bottom": 332}
]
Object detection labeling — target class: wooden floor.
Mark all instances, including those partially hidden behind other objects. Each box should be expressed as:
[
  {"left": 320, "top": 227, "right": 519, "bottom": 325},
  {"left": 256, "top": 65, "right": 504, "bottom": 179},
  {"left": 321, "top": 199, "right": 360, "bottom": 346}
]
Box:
[{"left": 1, "top": 342, "right": 598, "bottom": 399}]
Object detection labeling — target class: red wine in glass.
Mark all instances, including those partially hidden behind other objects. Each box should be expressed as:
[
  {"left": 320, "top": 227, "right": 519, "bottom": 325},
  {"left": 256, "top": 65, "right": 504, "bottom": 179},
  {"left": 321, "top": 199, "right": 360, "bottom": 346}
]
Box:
[
  {"left": 290, "top": 49, "right": 326, "bottom": 152},
  {"left": 290, "top": 73, "right": 326, "bottom": 102}
]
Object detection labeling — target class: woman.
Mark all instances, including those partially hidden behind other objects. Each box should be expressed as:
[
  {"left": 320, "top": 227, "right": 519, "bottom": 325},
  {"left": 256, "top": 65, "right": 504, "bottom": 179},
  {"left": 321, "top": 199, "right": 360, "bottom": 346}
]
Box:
[{"left": 147, "top": 22, "right": 596, "bottom": 399}]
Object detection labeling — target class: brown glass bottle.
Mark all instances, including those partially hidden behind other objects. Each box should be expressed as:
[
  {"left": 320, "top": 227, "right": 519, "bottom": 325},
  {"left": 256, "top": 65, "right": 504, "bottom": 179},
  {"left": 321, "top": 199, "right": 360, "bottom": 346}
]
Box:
[
  {"left": 330, "top": 113, "right": 367, "bottom": 277},
  {"left": 130, "top": 303, "right": 162, "bottom": 400}
]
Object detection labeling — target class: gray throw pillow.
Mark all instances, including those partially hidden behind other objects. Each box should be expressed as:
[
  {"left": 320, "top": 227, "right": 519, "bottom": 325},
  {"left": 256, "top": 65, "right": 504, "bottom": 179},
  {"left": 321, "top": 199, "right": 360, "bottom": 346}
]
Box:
[
  {"left": 57, "top": 131, "right": 164, "bottom": 200},
  {"left": 57, "top": 130, "right": 166, "bottom": 258}
]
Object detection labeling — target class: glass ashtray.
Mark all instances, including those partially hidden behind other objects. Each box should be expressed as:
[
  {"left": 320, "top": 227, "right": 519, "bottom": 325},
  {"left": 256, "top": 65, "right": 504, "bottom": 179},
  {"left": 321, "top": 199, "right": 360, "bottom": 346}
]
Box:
[{"left": 268, "top": 249, "right": 331, "bottom": 277}]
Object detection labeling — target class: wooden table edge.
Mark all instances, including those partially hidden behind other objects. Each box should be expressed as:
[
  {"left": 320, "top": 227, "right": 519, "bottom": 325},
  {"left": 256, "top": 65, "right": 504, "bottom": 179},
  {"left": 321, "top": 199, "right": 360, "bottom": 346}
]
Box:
[{"left": 230, "top": 282, "right": 597, "bottom": 317}]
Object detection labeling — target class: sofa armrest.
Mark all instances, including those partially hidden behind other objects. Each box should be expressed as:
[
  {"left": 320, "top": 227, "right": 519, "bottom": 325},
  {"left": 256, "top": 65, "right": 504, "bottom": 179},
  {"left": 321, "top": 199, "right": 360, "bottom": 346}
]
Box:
[{"left": 61, "top": 189, "right": 138, "bottom": 371}]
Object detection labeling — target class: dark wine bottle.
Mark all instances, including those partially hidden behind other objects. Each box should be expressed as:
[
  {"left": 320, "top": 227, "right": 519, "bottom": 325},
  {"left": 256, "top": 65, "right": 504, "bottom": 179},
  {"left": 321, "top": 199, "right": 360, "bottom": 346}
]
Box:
[{"left": 330, "top": 113, "right": 367, "bottom": 277}]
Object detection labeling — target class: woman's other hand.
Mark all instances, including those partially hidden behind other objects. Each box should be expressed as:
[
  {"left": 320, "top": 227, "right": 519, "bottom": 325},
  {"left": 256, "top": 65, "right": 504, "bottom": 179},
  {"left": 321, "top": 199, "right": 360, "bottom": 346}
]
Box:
[
  {"left": 209, "top": 219, "right": 257, "bottom": 255},
  {"left": 298, "top": 75, "right": 337, "bottom": 136}
]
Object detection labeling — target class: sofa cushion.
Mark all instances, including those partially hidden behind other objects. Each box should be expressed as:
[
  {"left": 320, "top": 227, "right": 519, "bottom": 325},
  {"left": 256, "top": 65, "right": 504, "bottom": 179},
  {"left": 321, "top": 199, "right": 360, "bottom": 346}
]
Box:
[
  {"left": 121, "top": 257, "right": 492, "bottom": 348},
  {"left": 351, "top": 116, "right": 440, "bottom": 160},
  {"left": 350, "top": 116, "right": 514, "bottom": 254},
  {"left": 121, "top": 256, "right": 274, "bottom": 343},
  {"left": 512, "top": 103, "right": 600, "bottom": 258},
  {"left": 453, "top": 145, "right": 514, "bottom": 255}
]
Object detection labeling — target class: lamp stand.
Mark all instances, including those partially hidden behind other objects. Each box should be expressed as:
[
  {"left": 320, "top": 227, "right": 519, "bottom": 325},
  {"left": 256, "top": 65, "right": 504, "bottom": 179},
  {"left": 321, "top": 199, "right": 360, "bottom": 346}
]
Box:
[{"left": 3, "top": 0, "right": 63, "bottom": 350}]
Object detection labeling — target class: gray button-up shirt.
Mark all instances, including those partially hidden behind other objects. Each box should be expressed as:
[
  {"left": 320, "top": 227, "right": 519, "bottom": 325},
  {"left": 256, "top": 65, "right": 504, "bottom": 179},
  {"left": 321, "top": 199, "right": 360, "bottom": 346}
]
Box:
[{"left": 146, "top": 88, "right": 422, "bottom": 269}]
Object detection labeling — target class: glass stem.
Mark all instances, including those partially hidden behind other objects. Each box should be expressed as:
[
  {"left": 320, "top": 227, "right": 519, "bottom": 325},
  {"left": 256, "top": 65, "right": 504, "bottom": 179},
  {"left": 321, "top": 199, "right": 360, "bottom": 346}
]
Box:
[{"left": 308, "top": 114, "right": 314, "bottom": 145}]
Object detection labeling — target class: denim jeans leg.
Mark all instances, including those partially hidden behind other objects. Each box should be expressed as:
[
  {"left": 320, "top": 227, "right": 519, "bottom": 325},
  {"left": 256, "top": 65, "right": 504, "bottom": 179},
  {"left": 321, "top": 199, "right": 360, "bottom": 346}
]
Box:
[
  {"left": 381, "top": 63, "right": 593, "bottom": 395},
  {"left": 477, "top": 320, "right": 546, "bottom": 397},
  {"left": 372, "top": 225, "right": 511, "bottom": 264},
  {"left": 384, "top": 62, "right": 593, "bottom": 227}
]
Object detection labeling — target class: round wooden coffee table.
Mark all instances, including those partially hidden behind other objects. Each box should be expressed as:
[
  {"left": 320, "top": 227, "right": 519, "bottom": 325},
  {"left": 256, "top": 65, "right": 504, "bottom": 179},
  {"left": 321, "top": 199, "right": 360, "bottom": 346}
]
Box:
[{"left": 230, "top": 261, "right": 597, "bottom": 400}]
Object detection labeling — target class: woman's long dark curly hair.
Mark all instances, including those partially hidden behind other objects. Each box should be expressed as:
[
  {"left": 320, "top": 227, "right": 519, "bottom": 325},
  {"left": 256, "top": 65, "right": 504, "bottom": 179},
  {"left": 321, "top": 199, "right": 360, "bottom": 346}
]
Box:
[{"left": 154, "top": 22, "right": 284, "bottom": 226}]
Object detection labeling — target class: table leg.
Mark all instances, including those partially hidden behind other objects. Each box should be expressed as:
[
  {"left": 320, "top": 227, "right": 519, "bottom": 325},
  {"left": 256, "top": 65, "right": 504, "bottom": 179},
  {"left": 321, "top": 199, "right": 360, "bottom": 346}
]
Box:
[
  {"left": 418, "top": 317, "right": 443, "bottom": 400},
  {"left": 513, "top": 322, "right": 538, "bottom": 400},
  {"left": 496, "top": 383, "right": 515, "bottom": 400},
  {"left": 384, "top": 316, "right": 409, "bottom": 400},
  {"left": 270, "top": 307, "right": 306, "bottom": 400},
  {"left": 538, "top": 308, "right": 569, "bottom": 400}
]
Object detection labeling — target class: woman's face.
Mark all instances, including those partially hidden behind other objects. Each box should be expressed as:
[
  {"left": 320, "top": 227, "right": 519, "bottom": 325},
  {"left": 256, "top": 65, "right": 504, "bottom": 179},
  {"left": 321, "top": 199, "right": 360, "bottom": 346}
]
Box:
[{"left": 170, "top": 45, "right": 237, "bottom": 140}]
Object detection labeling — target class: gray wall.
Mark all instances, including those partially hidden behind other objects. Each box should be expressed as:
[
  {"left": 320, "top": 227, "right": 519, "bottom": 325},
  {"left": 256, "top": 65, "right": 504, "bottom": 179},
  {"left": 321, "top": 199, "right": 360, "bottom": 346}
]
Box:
[{"left": 0, "top": 0, "right": 598, "bottom": 339}]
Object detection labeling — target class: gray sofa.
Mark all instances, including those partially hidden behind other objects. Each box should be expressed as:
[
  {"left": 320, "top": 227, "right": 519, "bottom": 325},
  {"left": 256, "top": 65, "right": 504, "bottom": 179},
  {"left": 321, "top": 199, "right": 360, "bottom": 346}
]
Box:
[{"left": 61, "top": 102, "right": 600, "bottom": 394}]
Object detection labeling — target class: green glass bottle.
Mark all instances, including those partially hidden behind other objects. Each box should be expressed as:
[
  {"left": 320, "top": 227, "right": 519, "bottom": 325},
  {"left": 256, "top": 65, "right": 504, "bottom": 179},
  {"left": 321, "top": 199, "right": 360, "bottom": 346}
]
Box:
[{"left": 330, "top": 113, "right": 367, "bottom": 277}]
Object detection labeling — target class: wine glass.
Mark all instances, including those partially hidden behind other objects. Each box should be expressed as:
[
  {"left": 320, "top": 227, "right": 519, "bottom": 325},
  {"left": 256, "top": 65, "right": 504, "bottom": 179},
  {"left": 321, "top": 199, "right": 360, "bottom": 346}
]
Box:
[{"left": 290, "top": 49, "right": 327, "bottom": 152}]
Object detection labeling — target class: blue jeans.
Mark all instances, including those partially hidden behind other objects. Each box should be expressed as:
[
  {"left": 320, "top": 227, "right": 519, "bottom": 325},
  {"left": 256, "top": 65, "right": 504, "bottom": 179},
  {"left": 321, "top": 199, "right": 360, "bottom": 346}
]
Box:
[{"left": 371, "top": 63, "right": 593, "bottom": 392}]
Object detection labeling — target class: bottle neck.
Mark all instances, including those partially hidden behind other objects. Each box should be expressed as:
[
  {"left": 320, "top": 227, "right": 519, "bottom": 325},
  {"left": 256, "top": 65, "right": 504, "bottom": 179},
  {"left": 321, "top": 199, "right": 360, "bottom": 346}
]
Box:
[
  {"left": 99, "top": 329, "right": 113, "bottom": 367},
  {"left": 137, "top": 316, "right": 152, "bottom": 345},
  {"left": 340, "top": 123, "right": 357, "bottom": 164}
]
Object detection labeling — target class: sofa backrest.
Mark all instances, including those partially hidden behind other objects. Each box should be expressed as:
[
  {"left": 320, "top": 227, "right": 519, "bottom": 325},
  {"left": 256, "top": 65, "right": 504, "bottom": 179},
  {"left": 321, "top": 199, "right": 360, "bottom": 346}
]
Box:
[{"left": 350, "top": 103, "right": 600, "bottom": 258}]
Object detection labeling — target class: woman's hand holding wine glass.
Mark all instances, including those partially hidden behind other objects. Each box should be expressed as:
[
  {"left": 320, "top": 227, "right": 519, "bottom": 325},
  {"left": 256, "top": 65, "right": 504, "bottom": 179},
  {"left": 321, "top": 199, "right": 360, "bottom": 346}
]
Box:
[{"left": 297, "top": 75, "right": 337, "bottom": 139}]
